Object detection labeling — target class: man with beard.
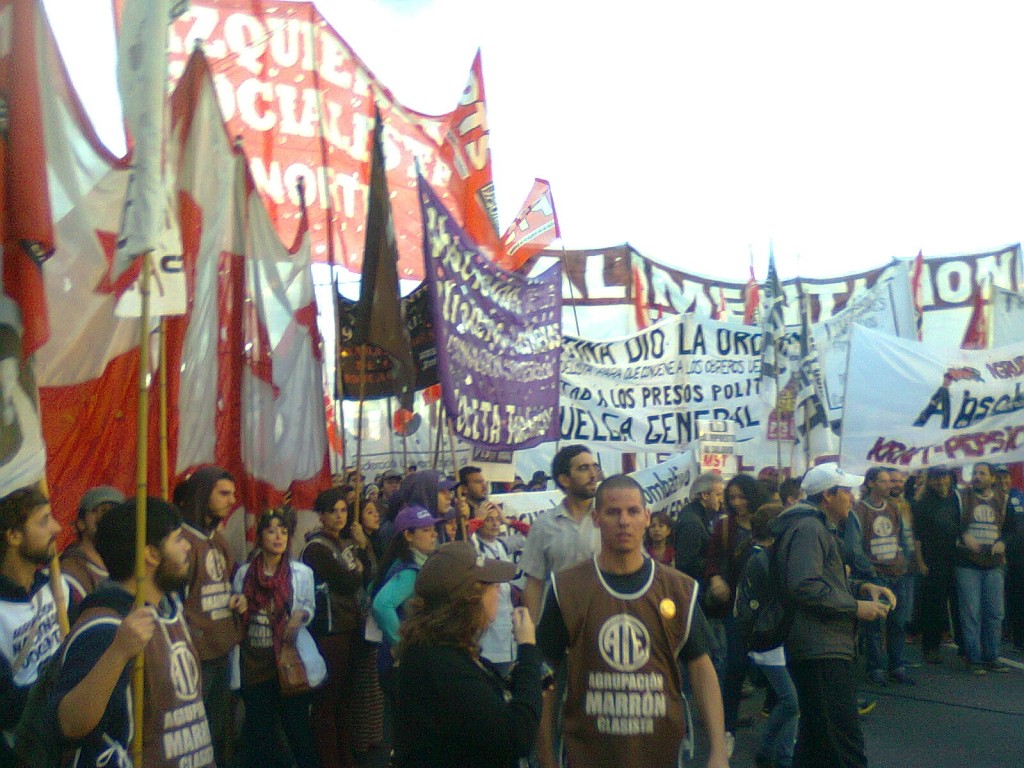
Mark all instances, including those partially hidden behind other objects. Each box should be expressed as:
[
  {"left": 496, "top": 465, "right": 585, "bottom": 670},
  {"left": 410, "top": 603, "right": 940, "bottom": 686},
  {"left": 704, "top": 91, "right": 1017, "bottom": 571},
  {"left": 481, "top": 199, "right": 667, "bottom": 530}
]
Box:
[
  {"left": 855, "top": 468, "right": 914, "bottom": 685},
  {"left": 60, "top": 487, "right": 125, "bottom": 605},
  {"left": 53, "top": 497, "right": 215, "bottom": 768},
  {"left": 174, "top": 467, "right": 247, "bottom": 768},
  {"left": 520, "top": 444, "right": 601, "bottom": 768},
  {"left": 954, "top": 462, "right": 1014, "bottom": 673},
  {"left": 458, "top": 465, "right": 491, "bottom": 520},
  {"left": 912, "top": 467, "right": 964, "bottom": 664},
  {"left": 379, "top": 470, "right": 402, "bottom": 505},
  {"left": 0, "top": 486, "right": 67, "bottom": 768},
  {"left": 673, "top": 472, "right": 725, "bottom": 584}
]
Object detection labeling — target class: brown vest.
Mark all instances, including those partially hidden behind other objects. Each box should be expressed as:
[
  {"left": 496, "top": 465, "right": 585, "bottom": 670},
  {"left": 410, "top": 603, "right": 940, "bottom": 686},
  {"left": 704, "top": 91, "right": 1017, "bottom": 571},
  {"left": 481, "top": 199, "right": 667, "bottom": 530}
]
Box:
[
  {"left": 855, "top": 498, "right": 907, "bottom": 577},
  {"left": 554, "top": 557, "right": 696, "bottom": 768},
  {"left": 59, "top": 545, "right": 109, "bottom": 603},
  {"left": 182, "top": 525, "right": 239, "bottom": 660},
  {"left": 961, "top": 488, "right": 1007, "bottom": 568},
  {"left": 74, "top": 599, "right": 214, "bottom": 768},
  {"left": 300, "top": 533, "right": 366, "bottom": 635}
]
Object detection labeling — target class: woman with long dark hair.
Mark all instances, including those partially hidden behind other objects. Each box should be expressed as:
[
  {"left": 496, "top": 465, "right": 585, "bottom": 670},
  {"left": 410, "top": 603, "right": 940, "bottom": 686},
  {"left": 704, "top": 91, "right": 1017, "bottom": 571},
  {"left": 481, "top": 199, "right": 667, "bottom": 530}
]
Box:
[
  {"left": 231, "top": 508, "right": 325, "bottom": 768},
  {"left": 705, "top": 473, "right": 769, "bottom": 742},
  {"left": 370, "top": 505, "right": 442, "bottom": 757},
  {"left": 393, "top": 541, "right": 541, "bottom": 767},
  {"left": 302, "top": 489, "right": 383, "bottom": 768}
]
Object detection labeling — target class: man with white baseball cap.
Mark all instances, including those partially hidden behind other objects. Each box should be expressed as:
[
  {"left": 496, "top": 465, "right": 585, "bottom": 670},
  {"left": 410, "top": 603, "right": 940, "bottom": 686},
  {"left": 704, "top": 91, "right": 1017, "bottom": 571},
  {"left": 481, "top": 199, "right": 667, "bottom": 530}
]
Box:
[{"left": 772, "top": 463, "right": 896, "bottom": 768}]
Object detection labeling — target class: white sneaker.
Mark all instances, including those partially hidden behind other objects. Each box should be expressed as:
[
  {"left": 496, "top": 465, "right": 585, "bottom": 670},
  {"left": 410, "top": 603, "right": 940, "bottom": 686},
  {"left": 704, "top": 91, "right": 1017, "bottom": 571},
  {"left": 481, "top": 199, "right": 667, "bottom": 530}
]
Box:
[{"left": 725, "top": 731, "right": 735, "bottom": 758}]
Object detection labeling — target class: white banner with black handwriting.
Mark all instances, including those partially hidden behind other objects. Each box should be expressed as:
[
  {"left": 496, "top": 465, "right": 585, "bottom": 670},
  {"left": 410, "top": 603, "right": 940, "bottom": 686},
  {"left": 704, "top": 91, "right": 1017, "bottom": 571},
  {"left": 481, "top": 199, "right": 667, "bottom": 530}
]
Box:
[
  {"left": 841, "top": 324, "right": 1024, "bottom": 472},
  {"left": 559, "top": 315, "right": 764, "bottom": 452}
]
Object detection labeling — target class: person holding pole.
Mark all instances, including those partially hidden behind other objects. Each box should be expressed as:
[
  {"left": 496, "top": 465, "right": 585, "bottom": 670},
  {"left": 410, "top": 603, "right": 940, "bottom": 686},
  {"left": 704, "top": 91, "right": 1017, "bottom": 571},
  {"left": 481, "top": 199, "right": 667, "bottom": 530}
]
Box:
[
  {"left": 53, "top": 497, "right": 213, "bottom": 768},
  {"left": 0, "top": 486, "right": 68, "bottom": 767}
]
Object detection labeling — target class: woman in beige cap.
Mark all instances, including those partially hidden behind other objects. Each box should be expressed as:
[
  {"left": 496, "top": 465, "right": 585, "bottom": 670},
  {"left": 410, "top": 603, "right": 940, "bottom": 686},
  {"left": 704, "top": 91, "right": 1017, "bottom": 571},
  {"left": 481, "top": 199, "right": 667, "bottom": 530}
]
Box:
[{"left": 392, "top": 540, "right": 541, "bottom": 768}]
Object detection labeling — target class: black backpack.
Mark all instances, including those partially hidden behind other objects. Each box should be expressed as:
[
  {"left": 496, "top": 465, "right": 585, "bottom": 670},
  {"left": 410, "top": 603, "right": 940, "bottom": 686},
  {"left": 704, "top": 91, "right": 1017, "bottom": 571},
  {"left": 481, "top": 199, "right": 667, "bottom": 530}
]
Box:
[{"left": 734, "top": 542, "right": 793, "bottom": 652}]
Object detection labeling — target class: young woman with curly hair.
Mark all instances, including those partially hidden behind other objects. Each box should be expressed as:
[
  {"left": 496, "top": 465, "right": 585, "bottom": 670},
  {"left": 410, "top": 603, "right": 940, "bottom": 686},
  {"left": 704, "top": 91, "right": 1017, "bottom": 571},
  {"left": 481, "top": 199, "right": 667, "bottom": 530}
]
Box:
[
  {"left": 231, "top": 508, "right": 325, "bottom": 768},
  {"left": 393, "top": 541, "right": 542, "bottom": 768},
  {"left": 705, "top": 473, "right": 769, "bottom": 741}
]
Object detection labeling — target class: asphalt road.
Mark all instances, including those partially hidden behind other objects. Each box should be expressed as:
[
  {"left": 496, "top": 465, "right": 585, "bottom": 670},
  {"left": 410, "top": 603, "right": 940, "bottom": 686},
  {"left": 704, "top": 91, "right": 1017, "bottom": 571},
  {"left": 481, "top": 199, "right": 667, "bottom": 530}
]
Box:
[{"left": 725, "top": 641, "right": 1024, "bottom": 768}]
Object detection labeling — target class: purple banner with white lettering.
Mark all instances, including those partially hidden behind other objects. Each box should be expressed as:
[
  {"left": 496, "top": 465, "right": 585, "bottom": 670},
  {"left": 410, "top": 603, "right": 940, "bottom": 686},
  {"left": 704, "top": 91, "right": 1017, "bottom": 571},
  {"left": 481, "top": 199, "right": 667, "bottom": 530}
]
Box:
[{"left": 418, "top": 175, "right": 562, "bottom": 449}]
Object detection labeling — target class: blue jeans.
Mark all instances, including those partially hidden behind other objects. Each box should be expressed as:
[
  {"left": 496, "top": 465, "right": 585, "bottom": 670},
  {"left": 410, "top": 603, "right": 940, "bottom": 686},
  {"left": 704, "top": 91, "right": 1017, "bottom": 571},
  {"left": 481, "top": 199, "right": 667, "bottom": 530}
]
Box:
[
  {"left": 754, "top": 661, "right": 798, "bottom": 768},
  {"left": 722, "top": 616, "right": 748, "bottom": 732},
  {"left": 865, "top": 574, "right": 912, "bottom": 674},
  {"left": 955, "top": 566, "right": 1005, "bottom": 664}
]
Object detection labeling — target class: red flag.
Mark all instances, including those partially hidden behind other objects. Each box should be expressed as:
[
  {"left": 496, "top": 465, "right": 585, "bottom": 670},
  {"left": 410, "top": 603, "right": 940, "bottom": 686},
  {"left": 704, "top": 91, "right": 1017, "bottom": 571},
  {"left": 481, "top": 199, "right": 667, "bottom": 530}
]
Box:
[
  {"left": 961, "top": 281, "right": 988, "bottom": 350},
  {"left": 711, "top": 287, "right": 727, "bottom": 321},
  {"left": 0, "top": 0, "right": 55, "bottom": 356},
  {"left": 632, "top": 265, "right": 649, "bottom": 330},
  {"left": 743, "top": 265, "right": 760, "bottom": 325},
  {"left": 498, "top": 178, "right": 560, "bottom": 271},
  {"left": 911, "top": 250, "right": 925, "bottom": 340},
  {"left": 438, "top": 50, "right": 503, "bottom": 260}
]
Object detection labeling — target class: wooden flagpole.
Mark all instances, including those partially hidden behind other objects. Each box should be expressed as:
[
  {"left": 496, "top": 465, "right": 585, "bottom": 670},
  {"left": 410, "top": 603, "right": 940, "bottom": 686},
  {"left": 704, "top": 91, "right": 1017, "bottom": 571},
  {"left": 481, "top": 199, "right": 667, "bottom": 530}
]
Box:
[
  {"left": 445, "top": 418, "right": 459, "bottom": 480},
  {"left": 44, "top": 474, "right": 69, "bottom": 637},
  {"left": 132, "top": 252, "right": 153, "bottom": 766},
  {"left": 159, "top": 318, "right": 169, "bottom": 499},
  {"left": 558, "top": 243, "right": 581, "bottom": 336},
  {"left": 354, "top": 348, "right": 368, "bottom": 523},
  {"left": 312, "top": 24, "right": 348, "bottom": 480},
  {"left": 432, "top": 400, "right": 443, "bottom": 470}
]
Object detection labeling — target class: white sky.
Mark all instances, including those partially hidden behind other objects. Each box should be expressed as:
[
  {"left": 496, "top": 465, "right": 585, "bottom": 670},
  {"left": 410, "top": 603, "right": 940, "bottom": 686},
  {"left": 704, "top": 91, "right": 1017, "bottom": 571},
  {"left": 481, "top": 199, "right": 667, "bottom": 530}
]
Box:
[{"left": 43, "top": 0, "right": 1024, "bottom": 280}]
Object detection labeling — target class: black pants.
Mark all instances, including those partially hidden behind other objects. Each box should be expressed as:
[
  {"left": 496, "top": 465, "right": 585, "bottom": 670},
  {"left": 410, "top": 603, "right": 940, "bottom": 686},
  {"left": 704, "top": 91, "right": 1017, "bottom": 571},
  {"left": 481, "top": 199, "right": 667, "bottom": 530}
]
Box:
[
  {"left": 1007, "top": 560, "right": 1024, "bottom": 648},
  {"left": 240, "top": 679, "right": 319, "bottom": 768},
  {"left": 919, "top": 564, "right": 962, "bottom": 654},
  {"left": 788, "top": 658, "right": 867, "bottom": 768},
  {"left": 201, "top": 655, "right": 232, "bottom": 768}
]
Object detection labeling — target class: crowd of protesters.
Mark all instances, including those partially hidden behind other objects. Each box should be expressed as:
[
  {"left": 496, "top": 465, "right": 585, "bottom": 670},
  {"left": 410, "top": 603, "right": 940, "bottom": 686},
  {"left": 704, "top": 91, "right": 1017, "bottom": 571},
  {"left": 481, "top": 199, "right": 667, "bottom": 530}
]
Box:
[{"left": 1, "top": 452, "right": 1021, "bottom": 768}]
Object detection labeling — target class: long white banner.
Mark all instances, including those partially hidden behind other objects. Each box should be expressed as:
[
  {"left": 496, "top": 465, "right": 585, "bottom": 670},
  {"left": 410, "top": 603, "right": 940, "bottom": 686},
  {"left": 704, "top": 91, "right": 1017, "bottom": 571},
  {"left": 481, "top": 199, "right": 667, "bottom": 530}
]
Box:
[
  {"left": 559, "top": 315, "right": 764, "bottom": 452},
  {"left": 493, "top": 450, "right": 699, "bottom": 525},
  {"left": 841, "top": 324, "right": 1024, "bottom": 471},
  {"left": 813, "top": 271, "right": 917, "bottom": 419}
]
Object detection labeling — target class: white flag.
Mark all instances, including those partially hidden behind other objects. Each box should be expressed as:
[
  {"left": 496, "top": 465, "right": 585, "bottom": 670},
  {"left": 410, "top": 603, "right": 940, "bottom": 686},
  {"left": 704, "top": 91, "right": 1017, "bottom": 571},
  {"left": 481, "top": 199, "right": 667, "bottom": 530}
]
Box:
[{"left": 112, "top": 0, "right": 186, "bottom": 317}]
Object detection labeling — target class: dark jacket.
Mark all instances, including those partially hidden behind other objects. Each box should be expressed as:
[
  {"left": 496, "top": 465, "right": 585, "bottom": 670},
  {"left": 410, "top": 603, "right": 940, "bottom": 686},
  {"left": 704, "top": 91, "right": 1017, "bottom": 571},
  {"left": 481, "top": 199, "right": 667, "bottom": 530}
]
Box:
[
  {"left": 912, "top": 488, "right": 961, "bottom": 568},
  {"left": 394, "top": 643, "right": 542, "bottom": 768},
  {"left": 301, "top": 530, "right": 374, "bottom": 636},
  {"left": 772, "top": 502, "right": 862, "bottom": 662},
  {"left": 673, "top": 499, "right": 715, "bottom": 583}
]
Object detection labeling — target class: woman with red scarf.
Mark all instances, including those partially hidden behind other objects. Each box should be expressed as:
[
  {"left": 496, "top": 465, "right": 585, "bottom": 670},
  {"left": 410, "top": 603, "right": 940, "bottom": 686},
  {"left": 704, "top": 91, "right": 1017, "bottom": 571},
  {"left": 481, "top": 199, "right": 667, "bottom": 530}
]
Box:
[{"left": 231, "top": 508, "right": 326, "bottom": 768}]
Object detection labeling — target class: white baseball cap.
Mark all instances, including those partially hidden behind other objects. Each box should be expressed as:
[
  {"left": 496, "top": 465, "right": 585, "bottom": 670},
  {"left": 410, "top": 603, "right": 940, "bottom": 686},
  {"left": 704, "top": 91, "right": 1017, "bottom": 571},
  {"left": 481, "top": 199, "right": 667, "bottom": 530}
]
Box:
[{"left": 801, "top": 462, "right": 864, "bottom": 496}]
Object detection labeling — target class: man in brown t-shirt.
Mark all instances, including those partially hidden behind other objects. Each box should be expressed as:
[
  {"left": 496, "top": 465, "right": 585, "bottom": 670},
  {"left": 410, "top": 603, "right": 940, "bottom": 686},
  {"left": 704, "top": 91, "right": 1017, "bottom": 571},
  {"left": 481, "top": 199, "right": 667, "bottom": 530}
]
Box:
[
  {"left": 60, "top": 486, "right": 124, "bottom": 605},
  {"left": 537, "top": 474, "right": 729, "bottom": 768},
  {"left": 175, "top": 466, "right": 247, "bottom": 767}
]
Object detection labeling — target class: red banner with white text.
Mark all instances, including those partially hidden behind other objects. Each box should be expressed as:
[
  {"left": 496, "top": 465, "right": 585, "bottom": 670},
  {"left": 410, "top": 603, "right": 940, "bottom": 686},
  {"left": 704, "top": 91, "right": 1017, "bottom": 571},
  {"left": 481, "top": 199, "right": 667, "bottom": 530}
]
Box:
[{"left": 168, "top": 0, "right": 483, "bottom": 280}]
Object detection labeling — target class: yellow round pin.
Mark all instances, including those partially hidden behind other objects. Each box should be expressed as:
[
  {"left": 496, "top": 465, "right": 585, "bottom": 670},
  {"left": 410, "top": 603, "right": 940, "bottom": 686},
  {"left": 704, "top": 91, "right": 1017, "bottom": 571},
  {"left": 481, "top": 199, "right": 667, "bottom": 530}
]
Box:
[{"left": 659, "top": 598, "right": 676, "bottom": 619}]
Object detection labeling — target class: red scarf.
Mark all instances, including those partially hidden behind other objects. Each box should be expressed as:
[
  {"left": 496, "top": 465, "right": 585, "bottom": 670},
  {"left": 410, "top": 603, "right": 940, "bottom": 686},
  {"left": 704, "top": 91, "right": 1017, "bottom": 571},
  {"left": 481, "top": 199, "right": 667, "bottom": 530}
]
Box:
[{"left": 242, "top": 551, "right": 293, "bottom": 655}]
